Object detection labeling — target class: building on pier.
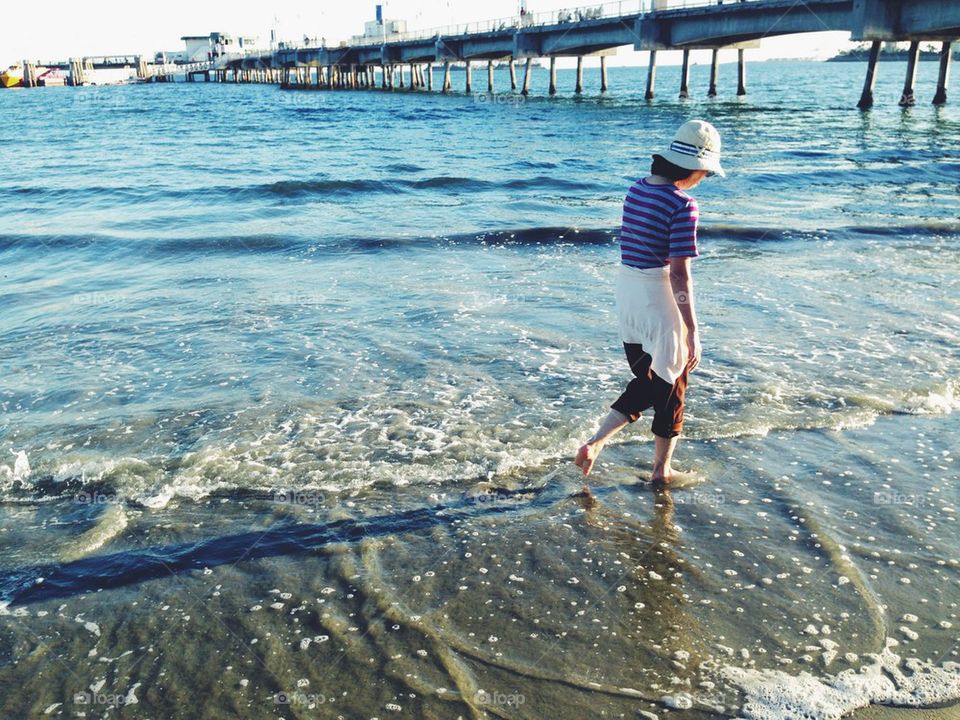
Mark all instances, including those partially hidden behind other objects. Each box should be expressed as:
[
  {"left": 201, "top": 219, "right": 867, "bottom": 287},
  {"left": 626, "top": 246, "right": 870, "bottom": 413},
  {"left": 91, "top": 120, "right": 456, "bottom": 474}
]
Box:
[{"left": 165, "top": 33, "right": 258, "bottom": 65}]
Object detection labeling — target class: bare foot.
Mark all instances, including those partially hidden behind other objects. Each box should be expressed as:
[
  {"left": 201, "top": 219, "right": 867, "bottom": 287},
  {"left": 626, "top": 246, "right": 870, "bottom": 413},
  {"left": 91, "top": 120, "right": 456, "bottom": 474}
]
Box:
[
  {"left": 573, "top": 485, "right": 599, "bottom": 509},
  {"left": 651, "top": 463, "right": 675, "bottom": 486},
  {"left": 650, "top": 469, "right": 697, "bottom": 487},
  {"left": 574, "top": 443, "right": 600, "bottom": 476}
]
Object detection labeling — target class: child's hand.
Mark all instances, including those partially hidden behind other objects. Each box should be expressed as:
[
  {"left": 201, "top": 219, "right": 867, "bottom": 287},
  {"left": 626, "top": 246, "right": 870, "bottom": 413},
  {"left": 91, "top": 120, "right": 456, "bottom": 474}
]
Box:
[{"left": 686, "top": 330, "right": 702, "bottom": 373}]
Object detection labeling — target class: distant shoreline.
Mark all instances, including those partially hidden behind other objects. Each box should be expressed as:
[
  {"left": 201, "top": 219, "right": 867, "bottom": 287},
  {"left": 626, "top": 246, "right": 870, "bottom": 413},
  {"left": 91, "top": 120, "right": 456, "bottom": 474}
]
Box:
[{"left": 827, "top": 47, "right": 958, "bottom": 62}]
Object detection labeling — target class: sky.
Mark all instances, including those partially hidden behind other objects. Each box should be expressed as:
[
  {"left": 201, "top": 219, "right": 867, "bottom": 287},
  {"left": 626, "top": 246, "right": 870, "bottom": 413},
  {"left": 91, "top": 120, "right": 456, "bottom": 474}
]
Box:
[{"left": 1, "top": 0, "right": 855, "bottom": 68}]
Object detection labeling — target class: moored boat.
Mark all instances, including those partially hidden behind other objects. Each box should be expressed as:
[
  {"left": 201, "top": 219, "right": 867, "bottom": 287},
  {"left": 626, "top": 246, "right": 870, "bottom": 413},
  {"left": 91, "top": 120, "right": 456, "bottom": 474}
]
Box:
[
  {"left": 0, "top": 65, "right": 23, "bottom": 88},
  {"left": 37, "top": 68, "right": 67, "bottom": 86}
]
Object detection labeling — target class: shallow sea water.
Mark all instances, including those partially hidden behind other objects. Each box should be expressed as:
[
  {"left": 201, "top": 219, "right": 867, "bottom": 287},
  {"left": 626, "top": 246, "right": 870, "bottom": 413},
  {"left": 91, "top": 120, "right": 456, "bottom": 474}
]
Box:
[{"left": 0, "top": 60, "right": 958, "bottom": 718}]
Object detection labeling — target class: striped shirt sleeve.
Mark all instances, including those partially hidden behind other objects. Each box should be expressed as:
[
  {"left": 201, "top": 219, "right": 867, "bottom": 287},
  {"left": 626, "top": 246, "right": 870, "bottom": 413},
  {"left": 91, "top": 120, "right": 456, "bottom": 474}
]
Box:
[{"left": 667, "top": 197, "right": 699, "bottom": 259}]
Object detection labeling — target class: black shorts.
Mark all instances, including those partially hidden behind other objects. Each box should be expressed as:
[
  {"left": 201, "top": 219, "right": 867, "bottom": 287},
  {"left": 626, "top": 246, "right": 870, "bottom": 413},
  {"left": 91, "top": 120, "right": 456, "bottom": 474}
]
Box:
[{"left": 610, "top": 343, "right": 688, "bottom": 438}]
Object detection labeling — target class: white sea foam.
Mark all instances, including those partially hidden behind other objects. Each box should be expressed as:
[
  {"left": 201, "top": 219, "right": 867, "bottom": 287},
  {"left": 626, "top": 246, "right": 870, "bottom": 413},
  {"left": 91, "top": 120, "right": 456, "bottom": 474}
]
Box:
[
  {"left": 723, "top": 642, "right": 960, "bottom": 720},
  {"left": 0, "top": 449, "right": 31, "bottom": 488},
  {"left": 896, "top": 380, "right": 960, "bottom": 416}
]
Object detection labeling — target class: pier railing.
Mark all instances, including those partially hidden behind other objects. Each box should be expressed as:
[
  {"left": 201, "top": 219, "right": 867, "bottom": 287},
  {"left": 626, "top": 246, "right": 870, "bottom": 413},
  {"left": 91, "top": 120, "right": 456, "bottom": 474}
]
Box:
[
  {"left": 149, "top": 60, "right": 216, "bottom": 77},
  {"left": 347, "top": 0, "right": 766, "bottom": 47}
]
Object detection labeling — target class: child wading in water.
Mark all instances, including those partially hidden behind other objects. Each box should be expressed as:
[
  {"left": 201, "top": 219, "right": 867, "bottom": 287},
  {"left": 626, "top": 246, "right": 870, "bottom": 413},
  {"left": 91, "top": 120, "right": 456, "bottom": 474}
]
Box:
[{"left": 575, "top": 120, "right": 724, "bottom": 485}]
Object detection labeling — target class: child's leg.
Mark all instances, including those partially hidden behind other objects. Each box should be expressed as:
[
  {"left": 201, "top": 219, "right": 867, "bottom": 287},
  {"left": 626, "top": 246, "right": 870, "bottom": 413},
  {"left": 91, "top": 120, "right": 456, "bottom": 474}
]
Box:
[
  {"left": 575, "top": 344, "right": 654, "bottom": 476},
  {"left": 649, "top": 367, "right": 689, "bottom": 483},
  {"left": 651, "top": 434, "right": 679, "bottom": 483},
  {"left": 575, "top": 408, "right": 630, "bottom": 476}
]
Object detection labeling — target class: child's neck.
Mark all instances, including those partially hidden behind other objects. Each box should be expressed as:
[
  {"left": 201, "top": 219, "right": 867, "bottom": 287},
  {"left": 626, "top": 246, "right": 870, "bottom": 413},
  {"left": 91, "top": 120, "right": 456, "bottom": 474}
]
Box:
[{"left": 646, "top": 174, "right": 675, "bottom": 187}]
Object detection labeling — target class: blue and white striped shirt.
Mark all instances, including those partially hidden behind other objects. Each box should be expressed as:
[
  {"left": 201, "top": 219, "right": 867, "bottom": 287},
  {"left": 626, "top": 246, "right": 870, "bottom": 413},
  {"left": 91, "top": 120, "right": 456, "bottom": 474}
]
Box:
[{"left": 619, "top": 178, "right": 699, "bottom": 269}]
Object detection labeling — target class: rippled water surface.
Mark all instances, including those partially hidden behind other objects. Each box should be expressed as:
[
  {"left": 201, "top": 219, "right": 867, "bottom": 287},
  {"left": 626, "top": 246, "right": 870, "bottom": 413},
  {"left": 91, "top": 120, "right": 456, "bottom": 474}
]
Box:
[{"left": 0, "top": 61, "right": 958, "bottom": 719}]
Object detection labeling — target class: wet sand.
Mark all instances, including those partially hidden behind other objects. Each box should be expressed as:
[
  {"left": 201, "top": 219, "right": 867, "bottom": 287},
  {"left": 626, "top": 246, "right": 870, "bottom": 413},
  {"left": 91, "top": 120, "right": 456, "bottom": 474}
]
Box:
[
  {"left": 852, "top": 705, "right": 960, "bottom": 720},
  {"left": 1, "top": 409, "right": 958, "bottom": 719}
]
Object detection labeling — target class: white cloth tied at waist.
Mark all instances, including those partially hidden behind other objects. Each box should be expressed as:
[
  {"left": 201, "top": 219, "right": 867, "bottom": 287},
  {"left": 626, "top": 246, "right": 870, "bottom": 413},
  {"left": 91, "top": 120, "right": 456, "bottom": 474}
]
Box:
[{"left": 615, "top": 263, "right": 688, "bottom": 385}]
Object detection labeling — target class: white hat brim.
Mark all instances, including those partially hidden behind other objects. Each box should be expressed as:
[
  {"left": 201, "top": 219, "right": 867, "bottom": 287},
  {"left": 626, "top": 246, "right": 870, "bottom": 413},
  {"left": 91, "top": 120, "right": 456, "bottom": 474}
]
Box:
[{"left": 660, "top": 148, "right": 726, "bottom": 178}]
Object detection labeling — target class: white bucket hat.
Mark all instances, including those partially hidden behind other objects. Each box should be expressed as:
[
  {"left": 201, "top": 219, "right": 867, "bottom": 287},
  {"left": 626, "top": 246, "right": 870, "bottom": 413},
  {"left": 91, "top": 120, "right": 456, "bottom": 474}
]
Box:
[{"left": 658, "top": 119, "right": 725, "bottom": 178}]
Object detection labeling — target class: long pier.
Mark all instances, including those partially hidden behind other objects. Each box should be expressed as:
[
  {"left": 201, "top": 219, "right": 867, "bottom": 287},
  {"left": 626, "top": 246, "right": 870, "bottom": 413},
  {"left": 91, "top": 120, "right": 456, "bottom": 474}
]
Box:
[
  {"left": 19, "top": 0, "right": 960, "bottom": 106},
  {"left": 217, "top": 0, "right": 958, "bottom": 107}
]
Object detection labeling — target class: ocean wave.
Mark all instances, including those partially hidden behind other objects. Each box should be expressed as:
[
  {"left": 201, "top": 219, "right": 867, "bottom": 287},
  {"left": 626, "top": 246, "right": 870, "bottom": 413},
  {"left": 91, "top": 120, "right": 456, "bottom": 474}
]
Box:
[
  {"left": 4, "top": 377, "right": 955, "bottom": 509},
  {"left": 0, "top": 173, "right": 605, "bottom": 204},
  {"left": 0, "top": 479, "right": 562, "bottom": 607},
  {"left": 59, "top": 503, "right": 129, "bottom": 563},
  {"left": 383, "top": 162, "right": 425, "bottom": 173},
  {"left": 0, "top": 226, "right": 616, "bottom": 257},
  {"left": 4, "top": 220, "right": 955, "bottom": 258},
  {"left": 748, "top": 162, "right": 951, "bottom": 188}
]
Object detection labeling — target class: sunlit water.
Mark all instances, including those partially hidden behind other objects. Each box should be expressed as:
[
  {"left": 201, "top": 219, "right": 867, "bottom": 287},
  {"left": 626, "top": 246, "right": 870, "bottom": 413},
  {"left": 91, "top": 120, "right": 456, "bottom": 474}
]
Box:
[{"left": 0, "top": 61, "right": 958, "bottom": 719}]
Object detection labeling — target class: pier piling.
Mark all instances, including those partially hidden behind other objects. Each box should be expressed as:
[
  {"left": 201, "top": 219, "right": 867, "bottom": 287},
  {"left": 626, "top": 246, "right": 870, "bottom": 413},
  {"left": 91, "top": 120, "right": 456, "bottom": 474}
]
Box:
[
  {"left": 645, "top": 50, "right": 657, "bottom": 100},
  {"left": 487, "top": 61, "right": 494, "bottom": 93},
  {"left": 575, "top": 56, "right": 583, "bottom": 94},
  {"left": 857, "top": 40, "right": 882, "bottom": 109},
  {"left": 22, "top": 61, "right": 37, "bottom": 88},
  {"left": 549, "top": 56, "right": 557, "bottom": 95},
  {"left": 600, "top": 55, "right": 608, "bottom": 92},
  {"left": 679, "top": 48, "right": 690, "bottom": 98},
  {"left": 68, "top": 58, "right": 84, "bottom": 86},
  {"left": 427, "top": 63, "right": 433, "bottom": 91},
  {"left": 708, "top": 49, "right": 719, "bottom": 97},
  {"left": 509, "top": 59, "right": 517, "bottom": 91},
  {"left": 737, "top": 48, "right": 747, "bottom": 96},
  {"left": 934, "top": 41, "right": 952, "bottom": 105},
  {"left": 465, "top": 60, "right": 472, "bottom": 93},
  {"left": 442, "top": 61, "right": 451, "bottom": 92},
  {"left": 521, "top": 58, "right": 532, "bottom": 96},
  {"left": 899, "top": 40, "right": 920, "bottom": 106}
]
